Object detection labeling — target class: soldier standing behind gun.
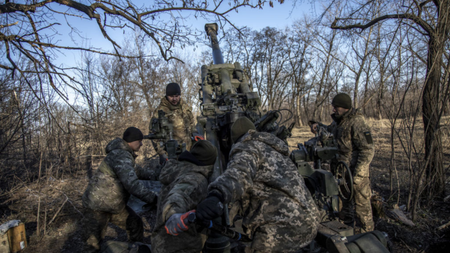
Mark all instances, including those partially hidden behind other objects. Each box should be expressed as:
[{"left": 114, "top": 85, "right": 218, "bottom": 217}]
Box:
[
  {"left": 310, "top": 93, "right": 375, "bottom": 232},
  {"left": 81, "top": 127, "right": 158, "bottom": 252},
  {"left": 195, "top": 117, "right": 320, "bottom": 253},
  {"left": 151, "top": 82, "right": 197, "bottom": 164},
  {"left": 151, "top": 140, "right": 217, "bottom": 253}
]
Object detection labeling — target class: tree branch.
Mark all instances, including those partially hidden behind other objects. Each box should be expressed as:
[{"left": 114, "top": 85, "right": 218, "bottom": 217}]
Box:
[{"left": 331, "top": 13, "right": 434, "bottom": 36}]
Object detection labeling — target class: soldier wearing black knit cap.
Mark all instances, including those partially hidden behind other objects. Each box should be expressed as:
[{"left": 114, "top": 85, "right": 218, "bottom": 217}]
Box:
[
  {"left": 151, "top": 140, "right": 217, "bottom": 253},
  {"left": 310, "top": 93, "right": 375, "bottom": 233},
  {"left": 150, "top": 83, "right": 198, "bottom": 164},
  {"left": 80, "top": 127, "right": 158, "bottom": 252}
]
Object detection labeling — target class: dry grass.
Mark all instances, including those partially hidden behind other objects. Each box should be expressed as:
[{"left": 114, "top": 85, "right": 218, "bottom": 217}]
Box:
[{"left": 1, "top": 117, "right": 449, "bottom": 252}]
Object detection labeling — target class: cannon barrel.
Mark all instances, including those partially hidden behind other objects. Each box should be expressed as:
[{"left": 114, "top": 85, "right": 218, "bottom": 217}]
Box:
[{"left": 205, "top": 23, "right": 224, "bottom": 64}]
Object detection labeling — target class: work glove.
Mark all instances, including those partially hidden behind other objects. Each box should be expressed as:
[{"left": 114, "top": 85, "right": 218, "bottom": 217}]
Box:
[
  {"left": 165, "top": 210, "right": 195, "bottom": 236},
  {"left": 196, "top": 196, "right": 224, "bottom": 221},
  {"left": 192, "top": 133, "right": 205, "bottom": 142}
]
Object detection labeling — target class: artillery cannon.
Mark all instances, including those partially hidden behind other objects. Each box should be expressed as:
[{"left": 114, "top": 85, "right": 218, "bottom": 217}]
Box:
[
  {"left": 158, "top": 22, "right": 389, "bottom": 253},
  {"left": 195, "top": 23, "right": 298, "bottom": 253},
  {"left": 196, "top": 23, "right": 263, "bottom": 252}
]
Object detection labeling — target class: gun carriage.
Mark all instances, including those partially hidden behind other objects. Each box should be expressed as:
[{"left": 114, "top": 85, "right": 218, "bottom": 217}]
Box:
[{"left": 290, "top": 125, "right": 354, "bottom": 221}]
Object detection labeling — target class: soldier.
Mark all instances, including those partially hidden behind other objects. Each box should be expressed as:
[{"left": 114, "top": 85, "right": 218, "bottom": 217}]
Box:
[
  {"left": 151, "top": 140, "right": 217, "bottom": 253},
  {"left": 81, "top": 127, "right": 158, "bottom": 251},
  {"left": 195, "top": 117, "right": 320, "bottom": 253},
  {"left": 310, "top": 93, "right": 375, "bottom": 232},
  {"left": 151, "top": 82, "right": 198, "bottom": 163}
]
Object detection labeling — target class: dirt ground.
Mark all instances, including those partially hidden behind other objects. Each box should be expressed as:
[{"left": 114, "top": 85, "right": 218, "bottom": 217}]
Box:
[{"left": 1, "top": 119, "right": 450, "bottom": 253}]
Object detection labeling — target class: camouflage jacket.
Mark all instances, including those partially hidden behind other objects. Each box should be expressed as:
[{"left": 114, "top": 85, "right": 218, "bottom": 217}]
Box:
[
  {"left": 322, "top": 108, "right": 375, "bottom": 179},
  {"left": 151, "top": 97, "right": 196, "bottom": 153},
  {"left": 208, "top": 130, "right": 319, "bottom": 248},
  {"left": 82, "top": 138, "right": 157, "bottom": 213},
  {"left": 151, "top": 154, "right": 213, "bottom": 253}
]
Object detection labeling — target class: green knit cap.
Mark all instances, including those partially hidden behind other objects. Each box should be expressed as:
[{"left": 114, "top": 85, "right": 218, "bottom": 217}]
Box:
[
  {"left": 230, "top": 117, "right": 256, "bottom": 144},
  {"left": 190, "top": 140, "right": 217, "bottom": 166},
  {"left": 332, "top": 93, "right": 352, "bottom": 109}
]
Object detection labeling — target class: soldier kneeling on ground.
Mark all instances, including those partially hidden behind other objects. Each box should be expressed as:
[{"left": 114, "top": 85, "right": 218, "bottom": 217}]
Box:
[
  {"left": 193, "top": 117, "right": 320, "bottom": 253},
  {"left": 81, "top": 127, "right": 158, "bottom": 252},
  {"left": 151, "top": 140, "right": 217, "bottom": 253}
]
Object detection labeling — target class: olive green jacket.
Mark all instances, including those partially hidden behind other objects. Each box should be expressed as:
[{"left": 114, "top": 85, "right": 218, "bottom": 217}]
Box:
[
  {"left": 82, "top": 138, "right": 157, "bottom": 213},
  {"left": 151, "top": 97, "right": 196, "bottom": 153}
]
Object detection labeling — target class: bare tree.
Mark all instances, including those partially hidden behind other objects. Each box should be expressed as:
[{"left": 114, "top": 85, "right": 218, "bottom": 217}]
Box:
[
  {"left": 329, "top": 0, "right": 450, "bottom": 200},
  {"left": 0, "top": 0, "right": 281, "bottom": 104},
  {"left": 287, "top": 19, "right": 315, "bottom": 126},
  {"left": 307, "top": 24, "right": 345, "bottom": 121}
]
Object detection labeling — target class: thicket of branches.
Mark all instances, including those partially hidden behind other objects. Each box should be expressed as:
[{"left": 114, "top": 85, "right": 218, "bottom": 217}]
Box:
[{"left": 1, "top": 0, "right": 449, "bottom": 222}]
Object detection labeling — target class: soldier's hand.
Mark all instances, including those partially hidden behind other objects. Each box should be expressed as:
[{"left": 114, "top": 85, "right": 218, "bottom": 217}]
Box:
[
  {"left": 196, "top": 196, "right": 223, "bottom": 221},
  {"left": 165, "top": 211, "right": 194, "bottom": 236},
  {"left": 148, "top": 192, "right": 158, "bottom": 205},
  {"left": 311, "top": 123, "right": 319, "bottom": 134},
  {"left": 192, "top": 133, "right": 205, "bottom": 142}
]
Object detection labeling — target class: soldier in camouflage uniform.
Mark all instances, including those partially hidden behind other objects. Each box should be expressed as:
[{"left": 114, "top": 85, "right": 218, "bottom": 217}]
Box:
[
  {"left": 310, "top": 93, "right": 375, "bottom": 232},
  {"left": 151, "top": 140, "right": 217, "bottom": 253},
  {"left": 195, "top": 117, "right": 320, "bottom": 253},
  {"left": 81, "top": 127, "right": 158, "bottom": 252},
  {"left": 150, "top": 83, "right": 197, "bottom": 163}
]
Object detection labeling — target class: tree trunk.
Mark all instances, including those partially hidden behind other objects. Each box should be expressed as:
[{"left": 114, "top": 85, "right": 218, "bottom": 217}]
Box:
[{"left": 422, "top": 35, "right": 444, "bottom": 198}]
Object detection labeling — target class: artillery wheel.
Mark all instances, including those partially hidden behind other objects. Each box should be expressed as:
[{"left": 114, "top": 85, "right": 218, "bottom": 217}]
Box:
[{"left": 334, "top": 161, "right": 353, "bottom": 201}]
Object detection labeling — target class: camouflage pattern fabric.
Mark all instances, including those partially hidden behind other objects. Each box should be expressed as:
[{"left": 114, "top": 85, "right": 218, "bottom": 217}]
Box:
[
  {"left": 81, "top": 206, "right": 144, "bottom": 252},
  {"left": 208, "top": 130, "right": 320, "bottom": 252},
  {"left": 135, "top": 162, "right": 162, "bottom": 182},
  {"left": 151, "top": 97, "right": 196, "bottom": 154},
  {"left": 325, "top": 108, "right": 375, "bottom": 232},
  {"left": 82, "top": 138, "right": 157, "bottom": 214},
  {"left": 81, "top": 138, "right": 157, "bottom": 252},
  {"left": 151, "top": 158, "right": 213, "bottom": 253}
]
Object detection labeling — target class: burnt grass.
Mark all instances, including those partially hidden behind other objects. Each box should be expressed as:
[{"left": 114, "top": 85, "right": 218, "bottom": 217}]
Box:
[{"left": 1, "top": 121, "right": 450, "bottom": 253}]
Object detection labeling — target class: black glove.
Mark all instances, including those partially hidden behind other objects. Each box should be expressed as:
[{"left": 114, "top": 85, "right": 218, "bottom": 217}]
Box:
[
  {"left": 146, "top": 192, "right": 158, "bottom": 207},
  {"left": 143, "top": 194, "right": 158, "bottom": 211},
  {"left": 196, "top": 196, "right": 224, "bottom": 221}
]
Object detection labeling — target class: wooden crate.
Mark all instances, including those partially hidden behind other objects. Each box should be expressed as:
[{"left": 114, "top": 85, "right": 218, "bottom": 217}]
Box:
[{"left": 7, "top": 223, "right": 26, "bottom": 253}]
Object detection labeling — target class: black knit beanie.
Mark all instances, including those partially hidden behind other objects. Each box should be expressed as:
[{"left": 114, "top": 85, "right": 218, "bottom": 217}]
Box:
[
  {"left": 166, "top": 83, "right": 181, "bottom": 96},
  {"left": 332, "top": 93, "right": 352, "bottom": 109},
  {"left": 190, "top": 140, "right": 217, "bottom": 166},
  {"left": 230, "top": 117, "right": 256, "bottom": 144},
  {"left": 123, "top": 127, "right": 144, "bottom": 142}
]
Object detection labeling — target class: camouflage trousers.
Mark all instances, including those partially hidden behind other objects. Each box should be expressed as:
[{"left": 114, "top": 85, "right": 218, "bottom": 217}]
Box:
[
  {"left": 81, "top": 206, "right": 144, "bottom": 252},
  {"left": 245, "top": 223, "right": 317, "bottom": 253},
  {"left": 340, "top": 177, "right": 374, "bottom": 232}
]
